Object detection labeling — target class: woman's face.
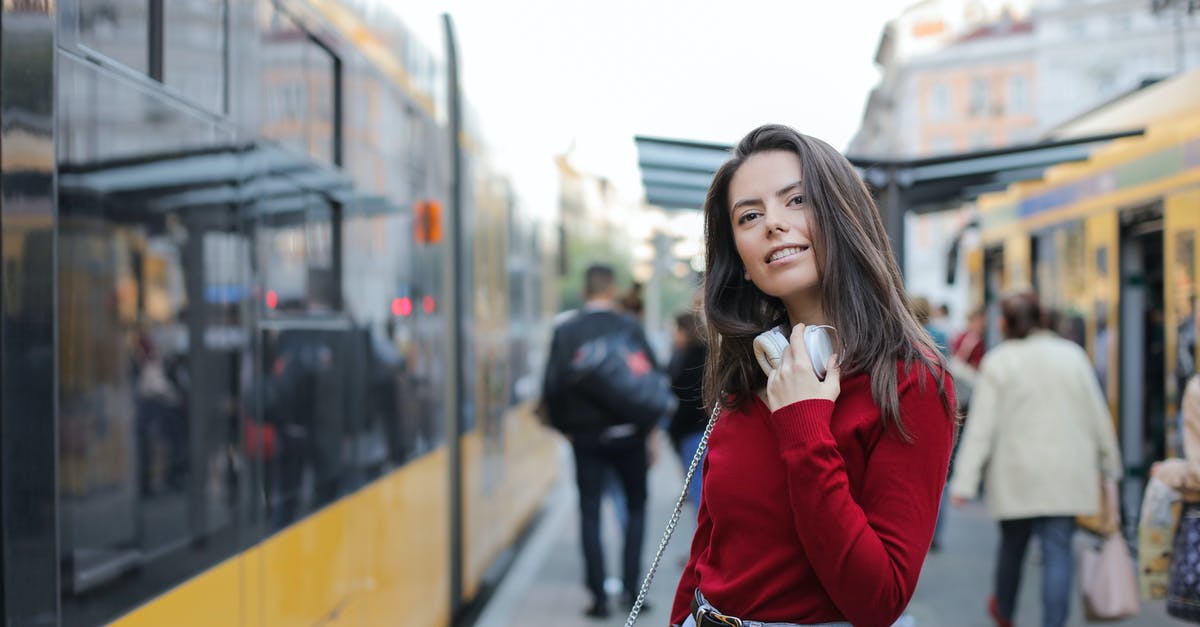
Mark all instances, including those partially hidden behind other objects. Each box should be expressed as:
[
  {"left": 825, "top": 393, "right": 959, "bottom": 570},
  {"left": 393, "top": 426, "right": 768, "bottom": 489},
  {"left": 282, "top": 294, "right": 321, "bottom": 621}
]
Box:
[{"left": 728, "top": 150, "right": 820, "bottom": 303}]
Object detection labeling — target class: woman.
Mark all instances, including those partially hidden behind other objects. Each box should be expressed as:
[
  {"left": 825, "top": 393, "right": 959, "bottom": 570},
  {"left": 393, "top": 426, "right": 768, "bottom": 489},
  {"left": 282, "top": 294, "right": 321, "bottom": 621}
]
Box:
[
  {"left": 949, "top": 290, "right": 1121, "bottom": 627},
  {"left": 1151, "top": 372, "right": 1200, "bottom": 622},
  {"left": 670, "top": 125, "right": 955, "bottom": 627},
  {"left": 667, "top": 310, "right": 709, "bottom": 507}
]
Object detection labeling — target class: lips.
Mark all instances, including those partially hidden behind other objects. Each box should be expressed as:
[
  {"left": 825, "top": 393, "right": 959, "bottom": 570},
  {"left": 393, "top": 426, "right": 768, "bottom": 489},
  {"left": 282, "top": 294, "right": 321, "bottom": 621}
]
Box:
[{"left": 765, "top": 245, "right": 809, "bottom": 264}]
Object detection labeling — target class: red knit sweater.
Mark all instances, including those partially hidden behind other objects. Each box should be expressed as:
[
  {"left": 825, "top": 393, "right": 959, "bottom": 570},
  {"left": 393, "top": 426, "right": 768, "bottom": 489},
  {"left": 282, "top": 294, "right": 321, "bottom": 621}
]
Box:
[{"left": 670, "top": 361, "right": 954, "bottom": 627}]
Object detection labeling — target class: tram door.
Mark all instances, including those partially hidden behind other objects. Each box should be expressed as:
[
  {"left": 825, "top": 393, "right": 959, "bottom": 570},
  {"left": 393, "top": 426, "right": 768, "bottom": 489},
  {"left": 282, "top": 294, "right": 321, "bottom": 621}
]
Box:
[
  {"left": 1165, "top": 191, "right": 1200, "bottom": 458},
  {"left": 1117, "top": 204, "right": 1166, "bottom": 528}
]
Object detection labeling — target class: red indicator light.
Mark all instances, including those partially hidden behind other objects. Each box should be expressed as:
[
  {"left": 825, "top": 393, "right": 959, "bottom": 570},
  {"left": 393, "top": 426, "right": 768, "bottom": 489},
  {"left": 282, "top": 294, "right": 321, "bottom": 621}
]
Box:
[
  {"left": 266, "top": 290, "right": 278, "bottom": 309},
  {"left": 392, "top": 297, "right": 413, "bottom": 317},
  {"left": 422, "top": 296, "right": 435, "bottom": 314}
]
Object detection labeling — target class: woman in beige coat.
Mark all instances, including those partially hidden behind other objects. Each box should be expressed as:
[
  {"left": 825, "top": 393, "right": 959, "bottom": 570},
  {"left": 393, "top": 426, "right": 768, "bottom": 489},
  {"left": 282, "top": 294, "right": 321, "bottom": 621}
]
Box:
[{"left": 949, "top": 291, "right": 1121, "bottom": 627}]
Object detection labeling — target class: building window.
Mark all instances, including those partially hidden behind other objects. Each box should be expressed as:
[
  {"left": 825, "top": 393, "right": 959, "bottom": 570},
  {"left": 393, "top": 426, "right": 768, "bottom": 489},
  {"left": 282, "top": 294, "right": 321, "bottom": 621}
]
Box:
[
  {"left": 164, "top": 0, "right": 228, "bottom": 113},
  {"left": 969, "top": 131, "right": 991, "bottom": 150},
  {"left": 80, "top": 0, "right": 229, "bottom": 113},
  {"left": 79, "top": 0, "right": 150, "bottom": 74},
  {"left": 260, "top": 4, "right": 340, "bottom": 165},
  {"left": 969, "top": 77, "right": 990, "bottom": 116},
  {"left": 929, "top": 83, "right": 951, "bottom": 120},
  {"left": 929, "top": 135, "right": 955, "bottom": 155},
  {"left": 1008, "top": 74, "right": 1028, "bottom": 113}
]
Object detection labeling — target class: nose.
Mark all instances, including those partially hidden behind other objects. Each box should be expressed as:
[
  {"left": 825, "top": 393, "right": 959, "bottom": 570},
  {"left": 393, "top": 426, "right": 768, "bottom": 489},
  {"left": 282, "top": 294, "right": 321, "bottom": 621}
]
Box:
[{"left": 763, "top": 207, "right": 789, "bottom": 234}]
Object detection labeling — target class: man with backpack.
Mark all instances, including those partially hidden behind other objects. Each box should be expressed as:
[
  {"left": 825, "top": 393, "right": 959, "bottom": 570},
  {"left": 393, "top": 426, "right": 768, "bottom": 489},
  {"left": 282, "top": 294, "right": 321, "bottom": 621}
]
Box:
[{"left": 542, "top": 263, "right": 668, "bottom": 619}]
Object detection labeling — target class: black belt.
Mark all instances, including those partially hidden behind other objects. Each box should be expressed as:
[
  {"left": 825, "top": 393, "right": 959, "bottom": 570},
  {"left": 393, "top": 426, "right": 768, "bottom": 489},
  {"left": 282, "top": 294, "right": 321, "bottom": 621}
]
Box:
[{"left": 691, "top": 589, "right": 745, "bottom": 627}]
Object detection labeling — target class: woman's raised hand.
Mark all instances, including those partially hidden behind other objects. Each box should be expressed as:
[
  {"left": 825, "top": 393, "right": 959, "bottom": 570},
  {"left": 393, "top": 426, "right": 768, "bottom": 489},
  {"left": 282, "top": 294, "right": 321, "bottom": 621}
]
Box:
[{"left": 765, "top": 322, "right": 841, "bottom": 413}]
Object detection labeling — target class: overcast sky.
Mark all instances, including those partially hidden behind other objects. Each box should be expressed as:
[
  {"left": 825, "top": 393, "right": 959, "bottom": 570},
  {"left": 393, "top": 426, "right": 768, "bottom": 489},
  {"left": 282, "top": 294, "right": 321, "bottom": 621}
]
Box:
[{"left": 388, "top": 0, "right": 910, "bottom": 210}]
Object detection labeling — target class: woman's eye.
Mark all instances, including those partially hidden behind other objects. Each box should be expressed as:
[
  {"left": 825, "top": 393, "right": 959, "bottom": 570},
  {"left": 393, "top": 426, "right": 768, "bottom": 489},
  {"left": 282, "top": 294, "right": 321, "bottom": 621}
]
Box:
[
  {"left": 737, "top": 211, "right": 760, "bottom": 225},
  {"left": 788, "top": 195, "right": 805, "bottom": 207}
]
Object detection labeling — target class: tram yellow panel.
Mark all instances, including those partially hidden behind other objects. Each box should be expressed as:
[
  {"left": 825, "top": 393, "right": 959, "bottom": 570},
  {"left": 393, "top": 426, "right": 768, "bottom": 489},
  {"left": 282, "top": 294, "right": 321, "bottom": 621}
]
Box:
[
  {"left": 358, "top": 448, "right": 451, "bottom": 627},
  {"left": 107, "top": 556, "right": 243, "bottom": 627},
  {"left": 462, "top": 403, "right": 559, "bottom": 600},
  {"left": 258, "top": 495, "right": 360, "bottom": 626}
]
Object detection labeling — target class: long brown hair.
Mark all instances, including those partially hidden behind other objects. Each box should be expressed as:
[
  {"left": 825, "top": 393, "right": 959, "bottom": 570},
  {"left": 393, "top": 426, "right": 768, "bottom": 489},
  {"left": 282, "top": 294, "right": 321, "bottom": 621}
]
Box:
[{"left": 701, "top": 124, "right": 950, "bottom": 439}]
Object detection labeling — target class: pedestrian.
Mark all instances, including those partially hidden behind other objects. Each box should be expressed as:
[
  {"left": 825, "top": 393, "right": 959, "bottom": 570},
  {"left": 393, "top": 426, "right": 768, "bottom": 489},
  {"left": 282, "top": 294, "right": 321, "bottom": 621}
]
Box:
[
  {"left": 669, "top": 124, "right": 955, "bottom": 627},
  {"left": 1151, "top": 371, "right": 1200, "bottom": 622},
  {"left": 951, "top": 306, "right": 987, "bottom": 371},
  {"left": 912, "top": 295, "right": 950, "bottom": 357},
  {"left": 666, "top": 310, "right": 708, "bottom": 508},
  {"left": 542, "top": 263, "right": 658, "bottom": 619},
  {"left": 949, "top": 289, "right": 1122, "bottom": 627}
]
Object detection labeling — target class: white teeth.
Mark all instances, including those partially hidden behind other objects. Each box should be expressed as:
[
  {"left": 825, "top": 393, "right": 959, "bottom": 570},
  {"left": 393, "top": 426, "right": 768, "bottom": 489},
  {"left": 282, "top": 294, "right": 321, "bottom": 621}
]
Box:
[{"left": 768, "top": 246, "right": 805, "bottom": 262}]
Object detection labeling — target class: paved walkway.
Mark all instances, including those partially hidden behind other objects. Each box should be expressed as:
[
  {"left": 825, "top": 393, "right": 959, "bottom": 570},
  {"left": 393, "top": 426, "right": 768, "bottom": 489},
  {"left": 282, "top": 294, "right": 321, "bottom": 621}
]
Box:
[{"left": 474, "top": 435, "right": 1179, "bottom": 626}]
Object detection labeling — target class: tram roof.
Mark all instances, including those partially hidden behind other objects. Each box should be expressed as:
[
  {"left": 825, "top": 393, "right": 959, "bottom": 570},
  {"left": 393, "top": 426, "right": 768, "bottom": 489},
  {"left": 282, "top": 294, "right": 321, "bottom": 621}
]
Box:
[{"left": 634, "top": 131, "right": 1142, "bottom": 213}]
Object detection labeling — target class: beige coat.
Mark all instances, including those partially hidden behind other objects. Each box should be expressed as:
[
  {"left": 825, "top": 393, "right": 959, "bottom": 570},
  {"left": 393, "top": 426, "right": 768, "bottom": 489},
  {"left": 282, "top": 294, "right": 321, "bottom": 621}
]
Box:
[{"left": 949, "top": 330, "right": 1122, "bottom": 520}]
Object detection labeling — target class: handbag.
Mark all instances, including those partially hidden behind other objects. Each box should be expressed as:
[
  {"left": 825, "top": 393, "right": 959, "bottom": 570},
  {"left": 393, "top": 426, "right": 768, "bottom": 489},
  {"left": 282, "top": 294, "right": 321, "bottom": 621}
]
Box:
[
  {"left": 1079, "top": 478, "right": 1139, "bottom": 621},
  {"left": 1169, "top": 503, "right": 1200, "bottom": 622},
  {"left": 1138, "top": 477, "right": 1182, "bottom": 599}
]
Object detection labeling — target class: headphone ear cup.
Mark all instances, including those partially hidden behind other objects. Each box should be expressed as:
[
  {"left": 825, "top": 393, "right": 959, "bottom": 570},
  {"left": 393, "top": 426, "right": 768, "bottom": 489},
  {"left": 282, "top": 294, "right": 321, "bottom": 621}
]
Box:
[{"left": 753, "top": 327, "right": 789, "bottom": 375}]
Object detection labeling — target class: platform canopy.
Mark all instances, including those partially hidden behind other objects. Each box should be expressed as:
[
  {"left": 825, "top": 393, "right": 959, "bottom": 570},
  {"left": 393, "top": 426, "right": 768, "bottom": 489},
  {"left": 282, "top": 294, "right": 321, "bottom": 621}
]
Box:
[{"left": 634, "top": 132, "right": 1140, "bottom": 214}]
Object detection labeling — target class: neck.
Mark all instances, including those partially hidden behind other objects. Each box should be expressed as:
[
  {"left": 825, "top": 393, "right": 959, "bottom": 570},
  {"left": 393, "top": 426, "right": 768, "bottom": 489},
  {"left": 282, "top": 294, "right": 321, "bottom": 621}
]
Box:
[{"left": 783, "top": 291, "right": 827, "bottom": 328}]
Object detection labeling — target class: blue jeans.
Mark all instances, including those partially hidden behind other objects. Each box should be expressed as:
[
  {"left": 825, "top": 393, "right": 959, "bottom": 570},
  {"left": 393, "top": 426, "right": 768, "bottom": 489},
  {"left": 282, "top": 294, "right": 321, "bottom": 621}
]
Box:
[{"left": 995, "top": 516, "right": 1075, "bottom": 627}]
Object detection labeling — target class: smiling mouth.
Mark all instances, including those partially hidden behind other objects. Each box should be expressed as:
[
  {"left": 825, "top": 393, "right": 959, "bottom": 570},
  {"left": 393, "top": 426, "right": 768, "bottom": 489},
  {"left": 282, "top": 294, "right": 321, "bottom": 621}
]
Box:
[{"left": 765, "top": 245, "right": 808, "bottom": 263}]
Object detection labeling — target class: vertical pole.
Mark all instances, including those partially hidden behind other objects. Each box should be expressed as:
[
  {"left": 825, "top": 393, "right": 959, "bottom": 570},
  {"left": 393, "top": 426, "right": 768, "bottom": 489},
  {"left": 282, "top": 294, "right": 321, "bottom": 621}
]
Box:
[
  {"left": 2, "top": 1, "right": 58, "bottom": 623},
  {"left": 149, "top": 0, "right": 164, "bottom": 81},
  {"left": 442, "top": 12, "right": 465, "bottom": 620}
]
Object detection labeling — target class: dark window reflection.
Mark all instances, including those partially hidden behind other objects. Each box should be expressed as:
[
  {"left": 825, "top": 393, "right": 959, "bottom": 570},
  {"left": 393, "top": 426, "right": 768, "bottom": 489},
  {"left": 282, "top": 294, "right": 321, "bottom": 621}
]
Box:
[
  {"left": 80, "top": 0, "right": 149, "bottom": 74},
  {"left": 258, "top": 326, "right": 366, "bottom": 529},
  {"left": 57, "top": 166, "right": 252, "bottom": 627}
]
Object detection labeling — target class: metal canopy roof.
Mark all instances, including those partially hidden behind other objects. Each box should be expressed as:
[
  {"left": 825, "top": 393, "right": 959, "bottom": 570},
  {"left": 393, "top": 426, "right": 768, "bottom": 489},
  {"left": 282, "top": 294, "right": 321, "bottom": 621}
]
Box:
[
  {"left": 634, "top": 131, "right": 1143, "bottom": 213},
  {"left": 634, "top": 135, "right": 731, "bottom": 210}
]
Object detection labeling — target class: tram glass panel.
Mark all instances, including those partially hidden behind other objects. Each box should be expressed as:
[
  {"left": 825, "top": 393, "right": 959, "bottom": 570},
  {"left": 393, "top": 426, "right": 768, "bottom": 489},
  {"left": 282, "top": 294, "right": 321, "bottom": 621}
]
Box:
[
  {"left": 259, "top": 3, "right": 336, "bottom": 166},
  {"left": 57, "top": 159, "right": 253, "bottom": 625},
  {"left": 164, "top": 0, "right": 227, "bottom": 114},
  {"left": 342, "top": 209, "right": 430, "bottom": 468},
  {"left": 254, "top": 197, "right": 372, "bottom": 529},
  {"left": 79, "top": 0, "right": 149, "bottom": 74}
]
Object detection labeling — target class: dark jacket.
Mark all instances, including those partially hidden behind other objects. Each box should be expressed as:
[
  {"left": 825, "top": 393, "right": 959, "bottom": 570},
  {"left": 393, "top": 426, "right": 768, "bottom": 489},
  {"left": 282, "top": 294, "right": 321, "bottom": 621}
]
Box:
[
  {"left": 667, "top": 343, "right": 708, "bottom": 446},
  {"left": 542, "top": 307, "right": 658, "bottom": 442}
]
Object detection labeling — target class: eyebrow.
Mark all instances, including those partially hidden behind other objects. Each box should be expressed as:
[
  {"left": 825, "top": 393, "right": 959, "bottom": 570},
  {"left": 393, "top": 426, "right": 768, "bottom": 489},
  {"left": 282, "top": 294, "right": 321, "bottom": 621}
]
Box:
[{"left": 730, "top": 181, "right": 804, "bottom": 212}]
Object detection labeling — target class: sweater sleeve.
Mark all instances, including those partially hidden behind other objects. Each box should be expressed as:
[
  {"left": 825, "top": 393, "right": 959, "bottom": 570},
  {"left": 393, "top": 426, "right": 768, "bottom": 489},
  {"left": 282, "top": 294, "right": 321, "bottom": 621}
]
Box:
[
  {"left": 766, "top": 369, "right": 953, "bottom": 627},
  {"left": 670, "top": 459, "right": 714, "bottom": 625}
]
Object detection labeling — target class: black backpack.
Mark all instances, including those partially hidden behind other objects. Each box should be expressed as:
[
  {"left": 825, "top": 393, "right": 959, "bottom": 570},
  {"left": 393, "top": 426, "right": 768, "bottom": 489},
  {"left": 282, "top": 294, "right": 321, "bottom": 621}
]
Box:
[{"left": 566, "top": 329, "right": 677, "bottom": 430}]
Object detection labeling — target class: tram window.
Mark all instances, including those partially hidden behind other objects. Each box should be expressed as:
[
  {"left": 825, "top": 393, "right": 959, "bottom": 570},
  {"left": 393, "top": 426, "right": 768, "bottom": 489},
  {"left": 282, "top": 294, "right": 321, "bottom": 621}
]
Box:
[
  {"left": 164, "top": 0, "right": 228, "bottom": 114},
  {"left": 260, "top": 5, "right": 339, "bottom": 165},
  {"left": 79, "top": 0, "right": 150, "bottom": 74},
  {"left": 56, "top": 192, "right": 252, "bottom": 626}
]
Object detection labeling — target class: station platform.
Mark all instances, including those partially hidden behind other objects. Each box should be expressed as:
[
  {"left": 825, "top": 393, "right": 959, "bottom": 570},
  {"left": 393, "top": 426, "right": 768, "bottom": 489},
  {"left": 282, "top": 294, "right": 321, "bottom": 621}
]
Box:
[{"left": 473, "top": 435, "right": 1177, "bottom": 627}]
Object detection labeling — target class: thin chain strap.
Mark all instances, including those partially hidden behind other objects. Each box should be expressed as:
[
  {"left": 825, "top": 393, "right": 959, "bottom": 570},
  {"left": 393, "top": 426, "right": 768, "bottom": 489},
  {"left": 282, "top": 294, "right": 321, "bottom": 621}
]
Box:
[{"left": 624, "top": 402, "right": 722, "bottom": 626}]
